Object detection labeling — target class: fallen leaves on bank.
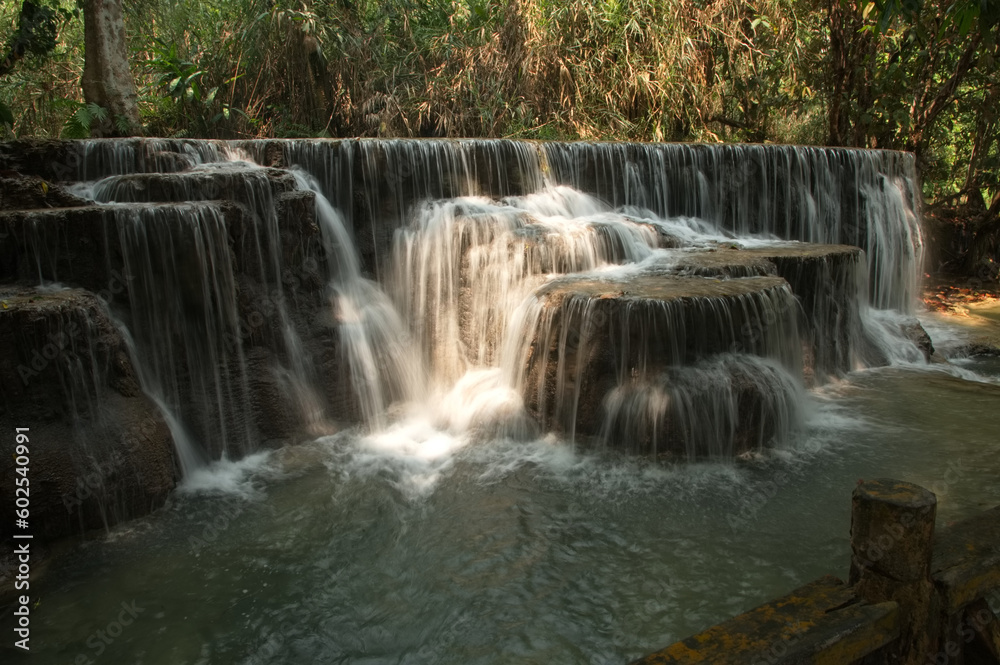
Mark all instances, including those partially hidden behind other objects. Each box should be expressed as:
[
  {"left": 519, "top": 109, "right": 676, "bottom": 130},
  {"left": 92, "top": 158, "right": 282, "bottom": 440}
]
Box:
[{"left": 921, "top": 278, "right": 1000, "bottom": 316}]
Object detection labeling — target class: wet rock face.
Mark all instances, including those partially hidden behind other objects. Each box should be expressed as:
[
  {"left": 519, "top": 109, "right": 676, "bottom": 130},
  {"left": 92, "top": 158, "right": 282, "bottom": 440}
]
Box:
[
  {"left": 0, "top": 174, "right": 89, "bottom": 210},
  {"left": 0, "top": 138, "right": 924, "bottom": 478},
  {"left": 90, "top": 167, "right": 298, "bottom": 205},
  {"left": 0, "top": 205, "right": 125, "bottom": 287},
  {"left": 599, "top": 356, "right": 802, "bottom": 458},
  {"left": 1, "top": 188, "right": 357, "bottom": 453},
  {"left": 1, "top": 139, "right": 923, "bottom": 301},
  {"left": 901, "top": 318, "right": 934, "bottom": 362},
  {"left": 0, "top": 138, "right": 226, "bottom": 180},
  {"left": 517, "top": 275, "right": 804, "bottom": 456},
  {"left": 0, "top": 139, "right": 85, "bottom": 181},
  {"left": 0, "top": 287, "right": 176, "bottom": 543},
  {"left": 666, "top": 244, "right": 871, "bottom": 379}
]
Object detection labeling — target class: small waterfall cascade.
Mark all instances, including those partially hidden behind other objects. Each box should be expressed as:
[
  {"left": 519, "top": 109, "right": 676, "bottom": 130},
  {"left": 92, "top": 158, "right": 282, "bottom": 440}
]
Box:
[
  {"left": 0, "top": 138, "right": 929, "bottom": 467},
  {"left": 388, "top": 187, "right": 661, "bottom": 386},
  {"left": 598, "top": 354, "right": 804, "bottom": 458},
  {"left": 542, "top": 143, "right": 923, "bottom": 311},
  {"left": 86, "top": 162, "right": 328, "bottom": 459},
  {"left": 0, "top": 285, "right": 175, "bottom": 531},
  {"left": 501, "top": 272, "right": 805, "bottom": 455},
  {"left": 109, "top": 203, "right": 249, "bottom": 471},
  {"left": 290, "top": 168, "right": 422, "bottom": 429}
]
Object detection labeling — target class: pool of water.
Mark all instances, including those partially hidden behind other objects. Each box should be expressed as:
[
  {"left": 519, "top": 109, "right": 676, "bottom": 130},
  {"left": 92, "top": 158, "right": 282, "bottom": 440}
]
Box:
[{"left": 11, "top": 351, "right": 1000, "bottom": 665}]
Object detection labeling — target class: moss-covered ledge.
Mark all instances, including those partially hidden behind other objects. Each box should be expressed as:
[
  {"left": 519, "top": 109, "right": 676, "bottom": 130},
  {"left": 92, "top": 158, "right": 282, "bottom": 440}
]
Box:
[
  {"left": 932, "top": 505, "right": 1000, "bottom": 614},
  {"left": 630, "top": 576, "right": 899, "bottom": 665}
]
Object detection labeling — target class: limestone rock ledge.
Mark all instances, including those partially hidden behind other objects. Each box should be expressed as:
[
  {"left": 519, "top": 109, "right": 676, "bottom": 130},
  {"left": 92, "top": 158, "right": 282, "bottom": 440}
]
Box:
[
  {"left": 517, "top": 274, "right": 804, "bottom": 456},
  {"left": 0, "top": 287, "right": 177, "bottom": 544}
]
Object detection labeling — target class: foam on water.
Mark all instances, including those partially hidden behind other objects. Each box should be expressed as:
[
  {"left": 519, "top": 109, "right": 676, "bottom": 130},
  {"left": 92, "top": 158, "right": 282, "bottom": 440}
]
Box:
[
  {"left": 918, "top": 360, "right": 1000, "bottom": 385},
  {"left": 310, "top": 374, "right": 874, "bottom": 503},
  {"left": 319, "top": 419, "right": 469, "bottom": 499},
  {"left": 467, "top": 437, "right": 750, "bottom": 498},
  {"left": 177, "top": 450, "right": 278, "bottom": 497},
  {"left": 433, "top": 368, "right": 535, "bottom": 439},
  {"left": 860, "top": 306, "right": 926, "bottom": 365}
]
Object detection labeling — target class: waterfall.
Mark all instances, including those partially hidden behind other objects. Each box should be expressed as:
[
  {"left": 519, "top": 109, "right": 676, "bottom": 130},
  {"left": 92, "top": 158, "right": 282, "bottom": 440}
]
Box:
[
  {"left": 66, "top": 139, "right": 921, "bottom": 308},
  {"left": 599, "top": 354, "right": 804, "bottom": 458},
  {"left": 5, "top": 137, "right": 929, "bottom": 469},
  {"left": 387, "top": 188, "right": 660, "bottom": 386},
  {"left": 290, "top": 168, "right": 422, "bottom": 429},
  {"left": 502, "top": 275, "right": 804, "bottom": 455},
  {"left": 90, "top": 160, "right": 331, "bottom": 438},
  {"left": 110, "top": 203, "right": 251, "bottom": 469},
  {"left": 542, "top": 142, "right": 924, "bottom": 311}
]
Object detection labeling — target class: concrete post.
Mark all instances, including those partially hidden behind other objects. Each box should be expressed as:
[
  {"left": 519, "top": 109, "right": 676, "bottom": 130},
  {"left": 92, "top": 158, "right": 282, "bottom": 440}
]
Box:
[{"left": 850, "top": 478, "right": 939, "bottom": 665}]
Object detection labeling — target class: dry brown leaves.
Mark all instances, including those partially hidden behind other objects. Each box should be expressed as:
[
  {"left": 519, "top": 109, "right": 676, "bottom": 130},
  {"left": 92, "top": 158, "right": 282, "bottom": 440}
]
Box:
[{"left": 921, "top": 278, "right": 1000, "bottom": 315}]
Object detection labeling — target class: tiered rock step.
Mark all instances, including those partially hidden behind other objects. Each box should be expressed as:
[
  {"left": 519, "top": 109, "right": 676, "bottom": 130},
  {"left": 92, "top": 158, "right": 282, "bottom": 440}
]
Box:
[
  {"left": 0, "top": 286, "right": 175, "bottom": 541},
  {"left": 89, "top": 165, "right": 298, "bottom": 204},
  {"left": 440, "top": 207, "right": 682, "bottom": 368},
  {"left": 0, "top": 195, "right": 358, "bottom": 452},
  {"left": 659, "top": 243, "right": 869, "bottom": 378},
  {"left": 0, "top": 173, "right": 89, "bottom": 209},
  {"left": 520, "top": 274, "right": 803, "bottom": 457},
  {"left": 0, "top": 138, "right": 922, "bottom": 309},
  {"left": 0, "top": 138, "right": 545, "bottom": 277},
  {"left": 664, "top": 243, "right": 863, "bottom": 278},
  {"left": 0, "top": 198, "right": 325, "bottom": 298}
]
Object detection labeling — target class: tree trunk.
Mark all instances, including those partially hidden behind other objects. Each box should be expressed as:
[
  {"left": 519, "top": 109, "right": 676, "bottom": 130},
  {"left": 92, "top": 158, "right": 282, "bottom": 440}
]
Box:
[
  {"left": 826, "top": 0, "right": 847, "bottom": 146},
  {"left": 81, "top": 0, "right": 140, "bottom": 136}
]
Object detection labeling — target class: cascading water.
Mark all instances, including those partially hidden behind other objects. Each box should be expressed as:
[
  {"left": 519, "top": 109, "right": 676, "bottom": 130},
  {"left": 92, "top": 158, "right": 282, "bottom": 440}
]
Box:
[
  {"left": 599, "top": 354, "right": 804, "bottom": 458},
  {"left": 388, "top": 187, "right": 660, "bottom": 383},
  {"left": 502, "top": 271, "right": 804, "bottom": 455},
  {"left": 542, "top": 142, "right": 924, "bottom": 311},
  {"left": 11, "top": 138, "right": 1000, "bottom": 665},
  {"left": 10, "top": 137, "right": 930, "bottom": 470},
  {"left": 290, "top": 168, "right": 423, "bottom": 429},
  {"left": 109, "top": 203, "right": 249, "bottom": 472}
]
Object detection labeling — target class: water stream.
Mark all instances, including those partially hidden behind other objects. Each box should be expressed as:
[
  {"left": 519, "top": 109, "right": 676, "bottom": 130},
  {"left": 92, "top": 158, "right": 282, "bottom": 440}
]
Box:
[
  {"left": 4, "top": 139, "right": 992, "bottom": 664},
  {"left": 14, "top": 355, "right": 1000, "bottom": 665}
]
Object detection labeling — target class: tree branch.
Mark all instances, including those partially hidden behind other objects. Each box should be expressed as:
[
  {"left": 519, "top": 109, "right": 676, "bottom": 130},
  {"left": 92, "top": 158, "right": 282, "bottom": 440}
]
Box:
[{"left": 911, "top": 32, "right": 982, "bottom": 152}]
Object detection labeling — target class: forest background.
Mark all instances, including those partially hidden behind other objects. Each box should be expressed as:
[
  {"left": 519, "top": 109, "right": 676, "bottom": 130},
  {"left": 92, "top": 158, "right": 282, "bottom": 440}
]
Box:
[{"left": 1, "top": 0, "right": 998, "bottom": 278}]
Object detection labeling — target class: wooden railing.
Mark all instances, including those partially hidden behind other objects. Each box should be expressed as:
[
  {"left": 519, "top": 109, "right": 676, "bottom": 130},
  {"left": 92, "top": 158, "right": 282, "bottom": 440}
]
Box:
[{"left": 632, "top": 479, "right": 1000, "bottom": 664}]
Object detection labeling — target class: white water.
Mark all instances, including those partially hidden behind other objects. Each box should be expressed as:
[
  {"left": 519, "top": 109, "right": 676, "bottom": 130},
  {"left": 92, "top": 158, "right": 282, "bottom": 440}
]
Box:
[
  {"left": 290, "top": 168, "right": 423, "bottom": 429},
  {"left": 110, "top": 203, "right": 252, "bottom": 470},
  {"left": 44, "top": 139, "right": 930, "bottom": 474}
]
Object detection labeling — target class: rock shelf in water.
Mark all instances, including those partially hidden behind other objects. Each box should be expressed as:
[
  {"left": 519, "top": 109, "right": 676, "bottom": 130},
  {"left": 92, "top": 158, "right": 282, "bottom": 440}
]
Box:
[
  {"left": 661, "top": 243, "right": 872, "bottom": 378},
  {"left": 89, "top": 166, "right": 298, "bottom": 204},
  {"left": 518, "top": 274, "right": 803, "bottom": 457},
  {"left": 1, "top": 197, "right": 358, "bottom": 456},
  {"left": 0, "top": 286, "right": 176, "bottom": 542}
]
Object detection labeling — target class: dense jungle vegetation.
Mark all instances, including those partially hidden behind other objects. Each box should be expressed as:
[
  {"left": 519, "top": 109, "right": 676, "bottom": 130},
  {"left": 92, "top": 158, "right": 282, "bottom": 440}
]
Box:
[{"left": 1, "top": 0, "right": 998, "bottom": 277}]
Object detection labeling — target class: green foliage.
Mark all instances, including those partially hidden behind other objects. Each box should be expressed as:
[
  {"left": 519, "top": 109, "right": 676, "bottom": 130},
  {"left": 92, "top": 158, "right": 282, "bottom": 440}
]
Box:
[
  {"left": 0, "top": 99, "right": 13, "bottom": 130},
  {"left": 138, "top": 34, "right": 245, "bottom": 137},
  {"left": 0, "top": 0, "right": 996, "bottom": 252},
  {"left": 56, "top": 100, "right": 134, "bottom": 138},
  {"left": 148, "top": 39, "right": 206, "bottom": 104},
  {"left": 868, "top": 0, "right": 1000, "bottom": 36},
  {"left": 4, "top": 1, "right": 58, "bottom": 59},
  {"left": 0, "top": 1, "right": 84, "bottom": 137},
  {"left": 60, "top": 101, "right": 106, "bottom": 138}
]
